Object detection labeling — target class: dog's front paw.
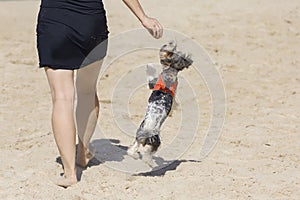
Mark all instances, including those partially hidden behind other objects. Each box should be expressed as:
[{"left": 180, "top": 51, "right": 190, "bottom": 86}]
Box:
[{"left": 127, "top": 146, "right": 139, "bottom": 160}]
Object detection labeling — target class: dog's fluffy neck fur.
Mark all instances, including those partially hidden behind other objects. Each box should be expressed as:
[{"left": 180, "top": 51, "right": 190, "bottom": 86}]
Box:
[{"left": 161, "top": 66, "right": 179, "bottom": 86}]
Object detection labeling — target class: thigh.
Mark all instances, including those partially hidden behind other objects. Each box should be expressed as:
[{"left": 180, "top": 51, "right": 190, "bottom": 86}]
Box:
[
  {"left": 76, "top": 60, "right": 103, "bottom": 93},
  {"left": 45, "top": 68, "right": 75, "bottom": 101}
]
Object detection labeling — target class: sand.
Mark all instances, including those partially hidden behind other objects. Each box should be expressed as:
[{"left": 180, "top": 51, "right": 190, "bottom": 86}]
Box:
[{"left": 1, "top": 0, "right": 299, "bottom": 199}]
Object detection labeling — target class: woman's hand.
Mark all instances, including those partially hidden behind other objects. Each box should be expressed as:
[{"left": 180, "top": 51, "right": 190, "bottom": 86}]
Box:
[
  {"left": 141, "top": 16, "right": 163, "bottom": 39},
  {"left": 122, "top": 0, "right": 163, "bottom": 39}
]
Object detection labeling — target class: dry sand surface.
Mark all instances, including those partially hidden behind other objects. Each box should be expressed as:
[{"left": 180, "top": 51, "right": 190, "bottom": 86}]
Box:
[{"left": 1, "top": 0, "right": 300, "bottom": 199}]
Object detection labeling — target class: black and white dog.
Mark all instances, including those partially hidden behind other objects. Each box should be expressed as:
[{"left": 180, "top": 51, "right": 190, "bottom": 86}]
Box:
[{"left": 127, "top": 41, "right": 193, "bottom": 167}]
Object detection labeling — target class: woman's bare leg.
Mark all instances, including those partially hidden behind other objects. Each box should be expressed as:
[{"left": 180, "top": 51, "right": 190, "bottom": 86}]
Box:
[
  {"left": 75, "top": 61, "right": 103, "bottom": 167},
  {"left": 45, "top": 67, "right": 77, "bottom": 187}
]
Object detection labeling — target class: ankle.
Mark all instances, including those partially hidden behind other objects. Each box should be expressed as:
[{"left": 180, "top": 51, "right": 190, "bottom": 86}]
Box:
[{"left": 64, "top": 168, "right": 77, "bottom": 179}]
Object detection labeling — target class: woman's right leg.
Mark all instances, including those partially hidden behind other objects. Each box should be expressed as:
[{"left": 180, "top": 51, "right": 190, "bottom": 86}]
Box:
[
  {"left": 75, "top": 61, "right": 103, "bottom": 167},
  {"left": 45, "top": 67, "right": 77, "bottom": 187}
]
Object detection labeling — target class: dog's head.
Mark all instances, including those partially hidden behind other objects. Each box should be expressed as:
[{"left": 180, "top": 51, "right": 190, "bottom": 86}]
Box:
[{"left": 159, "top": 41, "right": 193, "bottom": 72}]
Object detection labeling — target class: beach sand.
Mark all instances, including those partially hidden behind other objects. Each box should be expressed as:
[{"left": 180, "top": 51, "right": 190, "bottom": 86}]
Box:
[{"left": 1, "top": 0, "right": 299, "bottom": 199}]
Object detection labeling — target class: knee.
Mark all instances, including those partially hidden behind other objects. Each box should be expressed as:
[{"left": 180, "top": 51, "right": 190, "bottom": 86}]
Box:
[
  {"left": 52, "top": 91, "right": 74, "bottom": 103},
  {"left": 77, "top": 88, "right": 97, "bottom": 96}
]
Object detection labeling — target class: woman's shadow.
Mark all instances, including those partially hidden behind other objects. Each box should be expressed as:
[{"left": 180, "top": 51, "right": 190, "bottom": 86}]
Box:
[
  {"left": 56, "top": 138, "right": 126, "bottom": 180},
  {"left": 56, "top": 138, "right": 200, "bottom": 180}
]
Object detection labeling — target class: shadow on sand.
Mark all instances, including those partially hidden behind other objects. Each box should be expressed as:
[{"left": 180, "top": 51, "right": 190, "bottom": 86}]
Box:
[
  {"left": 56, "top": 138, "right": 200, "bottom": 179},
  {"left": 134, "top": 159, "right": 201, "bottom": 177}
]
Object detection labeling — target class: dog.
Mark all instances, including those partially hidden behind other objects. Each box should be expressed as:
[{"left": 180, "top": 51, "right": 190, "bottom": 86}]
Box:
[{"left": 127, "top": 41, "right": 193, "bottom": 167}]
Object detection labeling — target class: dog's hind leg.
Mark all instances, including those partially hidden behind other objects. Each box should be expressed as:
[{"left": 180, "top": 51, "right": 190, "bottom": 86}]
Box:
[
  {"left": 127, "top": 140, "right": 140, "bottom": 159},
  {"left": 142, "top": 145, "right": 155, "bottom": 167}
]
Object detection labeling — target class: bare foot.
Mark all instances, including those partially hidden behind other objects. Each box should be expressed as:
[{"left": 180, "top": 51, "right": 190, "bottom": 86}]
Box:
[
  {"left": 53, "top": 175, "right": 77, "bottom": 188},
  {"left": 76, "top": 145, "right": 94, "bottom": 168}
]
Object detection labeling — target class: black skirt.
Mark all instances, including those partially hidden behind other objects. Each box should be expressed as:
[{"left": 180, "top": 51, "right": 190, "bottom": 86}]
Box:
[{"left": 36, "top": 0, "right": 109, "bottom": 70}]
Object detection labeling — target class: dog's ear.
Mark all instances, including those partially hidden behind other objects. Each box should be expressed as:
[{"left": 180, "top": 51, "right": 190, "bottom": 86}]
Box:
[{"left": 172, "top": 52, "right": 193, "bottom": 71}]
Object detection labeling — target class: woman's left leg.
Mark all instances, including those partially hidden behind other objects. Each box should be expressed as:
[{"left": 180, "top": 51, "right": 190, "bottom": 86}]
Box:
[{"left": 44, "top": 67, "right": 77, "bottom": 187}]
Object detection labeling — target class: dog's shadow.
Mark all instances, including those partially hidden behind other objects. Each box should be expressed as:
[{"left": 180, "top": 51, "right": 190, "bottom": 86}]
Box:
[
  {"left": 135, "top": 158, "right": 201, "bottom": 177},
  {"left": 56, "top": 138, "right": 200, "bottom": 179}
]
